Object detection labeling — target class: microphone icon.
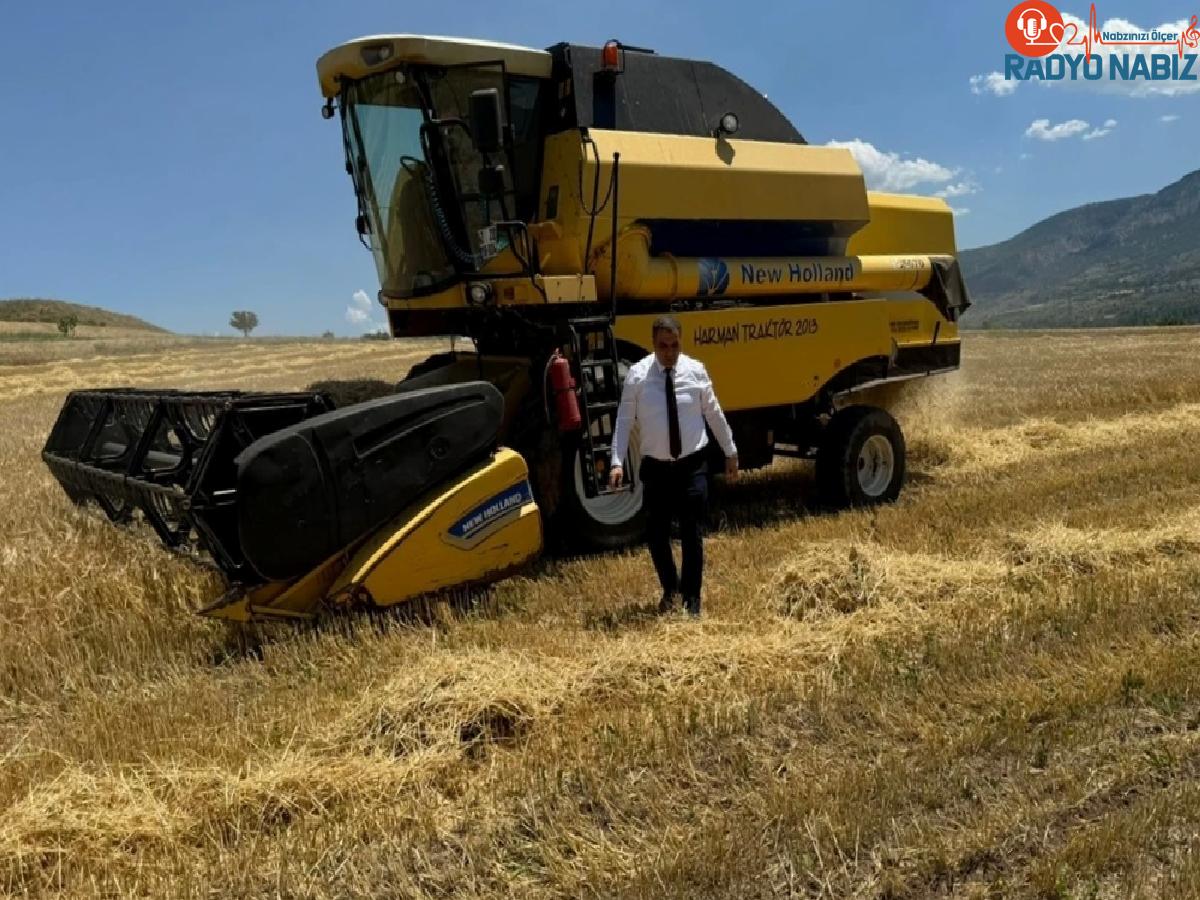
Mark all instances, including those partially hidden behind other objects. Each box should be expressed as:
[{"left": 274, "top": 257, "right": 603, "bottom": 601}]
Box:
[{"left": 1018, "top": 8, "right": 1048, "bottom": 41}]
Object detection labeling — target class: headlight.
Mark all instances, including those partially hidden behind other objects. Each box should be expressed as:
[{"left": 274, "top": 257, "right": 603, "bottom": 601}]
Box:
[{"left": 717, "top": 112, "right": 740, "bottom": 137}]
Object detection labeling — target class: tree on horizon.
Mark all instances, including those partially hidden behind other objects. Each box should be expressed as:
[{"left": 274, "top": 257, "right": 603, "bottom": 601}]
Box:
[{"left": 229, "top": 311, "right": 259, "bottom": 337}]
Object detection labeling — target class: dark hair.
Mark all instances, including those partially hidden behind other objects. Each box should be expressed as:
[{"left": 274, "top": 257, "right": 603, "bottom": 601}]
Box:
[{"left": 651, "top": 315, "right": 682, "bottom": 340}]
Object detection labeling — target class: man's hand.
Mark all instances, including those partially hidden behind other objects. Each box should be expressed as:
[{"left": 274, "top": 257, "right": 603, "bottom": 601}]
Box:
[
  {"left": 725, "top": 454, "right": 739, "bottom": 481},
  {"left": 609, "top": 464, "right": 624, "bottom": 489}
]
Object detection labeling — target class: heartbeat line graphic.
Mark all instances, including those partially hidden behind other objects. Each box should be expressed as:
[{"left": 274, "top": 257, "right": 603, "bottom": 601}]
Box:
[{"left": 1051, "top": 5, "right": 1200, "bottom": 59}]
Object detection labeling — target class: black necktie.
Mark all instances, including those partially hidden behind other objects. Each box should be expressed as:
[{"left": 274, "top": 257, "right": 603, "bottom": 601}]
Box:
[{"left": 665, "top": 366, "right": 682, "bottom": 459}]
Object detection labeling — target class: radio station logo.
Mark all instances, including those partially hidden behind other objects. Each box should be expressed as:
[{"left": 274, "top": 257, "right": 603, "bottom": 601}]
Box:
[{"left": 1003, "top": 2, "right": 1199, "bottom": 84}]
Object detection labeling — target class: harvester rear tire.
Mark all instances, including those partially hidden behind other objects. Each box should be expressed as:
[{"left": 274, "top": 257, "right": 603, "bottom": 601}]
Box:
[{"left": 816, "top": 405, "right": 906, "bottom": 508}]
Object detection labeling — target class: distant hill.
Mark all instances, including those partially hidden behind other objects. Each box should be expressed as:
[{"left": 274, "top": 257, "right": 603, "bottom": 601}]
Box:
[
  {"left": 959, "top": 169, "right": 1200, "bottom": 328},
  {"left": 0, "top": 299, "right": 166, "bottom": 332}
]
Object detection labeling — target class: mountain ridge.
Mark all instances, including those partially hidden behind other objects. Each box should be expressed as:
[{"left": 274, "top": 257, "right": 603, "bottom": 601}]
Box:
[
  {"left": 959, "top": 168, "right": 1200, "bottom": 327},
  {"left": 0, "top": 299, "right": 166, "bottom": 332}
]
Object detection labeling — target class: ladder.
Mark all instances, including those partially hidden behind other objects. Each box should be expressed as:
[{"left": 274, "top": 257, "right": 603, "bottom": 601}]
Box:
[{"left": 565, "top": 317, "right": 629, "bottom": 498}]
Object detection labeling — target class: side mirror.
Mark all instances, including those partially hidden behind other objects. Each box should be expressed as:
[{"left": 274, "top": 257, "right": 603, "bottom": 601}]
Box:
[{"left": 469, "top": 88, "right": 504, "bottom": 154}]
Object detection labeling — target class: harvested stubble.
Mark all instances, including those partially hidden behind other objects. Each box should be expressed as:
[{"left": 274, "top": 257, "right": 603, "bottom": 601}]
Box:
[{"left": 3, "top": 328, "right": 1200, "bottom": 898}]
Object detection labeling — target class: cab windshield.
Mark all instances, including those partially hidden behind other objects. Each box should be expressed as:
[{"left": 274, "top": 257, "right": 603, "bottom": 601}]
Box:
[{"left": 341, "top": 64, "right": 542, "bottom": 298}]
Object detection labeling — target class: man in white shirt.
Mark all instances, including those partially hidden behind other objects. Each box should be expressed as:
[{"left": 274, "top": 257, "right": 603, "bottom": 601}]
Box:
[{"left": 608, "top": 315, "right": 738, "bottom": 616}]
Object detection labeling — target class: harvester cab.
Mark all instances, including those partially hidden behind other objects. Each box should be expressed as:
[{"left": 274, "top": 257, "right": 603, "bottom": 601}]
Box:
[{"left": 42, "top": 33, "right": 970, "bottom": 622}]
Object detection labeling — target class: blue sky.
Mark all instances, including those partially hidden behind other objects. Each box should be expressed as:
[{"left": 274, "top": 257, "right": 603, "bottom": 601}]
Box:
[{"left": 1, "top": 0, "right": 1196, "bottom": 335}]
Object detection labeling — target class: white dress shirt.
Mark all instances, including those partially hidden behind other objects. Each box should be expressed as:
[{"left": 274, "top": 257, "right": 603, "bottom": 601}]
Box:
[{"left": 610, "top": 352, "right": 738, "bottom": 466}]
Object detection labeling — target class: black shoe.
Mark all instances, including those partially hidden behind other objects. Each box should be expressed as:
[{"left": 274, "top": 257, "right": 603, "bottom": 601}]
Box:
[
  {"left": 658, "top": 591, "right": 677, "bottom": 614},
  {"left": 683, "top": 596, "right": 701, "bottom": 617}
]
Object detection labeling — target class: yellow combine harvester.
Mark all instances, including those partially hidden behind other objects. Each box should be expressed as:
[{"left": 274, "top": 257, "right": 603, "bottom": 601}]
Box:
[{"left": 42, "top": 35, "right": 968, "bottom": 621}]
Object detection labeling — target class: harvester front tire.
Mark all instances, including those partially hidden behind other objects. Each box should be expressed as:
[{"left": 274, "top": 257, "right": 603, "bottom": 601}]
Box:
[
  {"left": 554, "top": 431, "right": 647, "bottom": 552},
  {"left": 816, "top": 406, "right": 906, "bottom": 508},
  {"left": 552, "top": 344, "right": 648, "bottom": 553}
]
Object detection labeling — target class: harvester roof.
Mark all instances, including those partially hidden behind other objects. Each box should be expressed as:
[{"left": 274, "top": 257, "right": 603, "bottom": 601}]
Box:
[
  {"left": 317, "top": 34, "right": 805, "bottom": 145},
  {"left": 316, "top": 34, "right": 552, "bottom": 97}
]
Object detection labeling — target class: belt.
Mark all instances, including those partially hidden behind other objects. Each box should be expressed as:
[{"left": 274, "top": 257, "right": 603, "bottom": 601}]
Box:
[{"left": 643, "top": 447, "right": 707, "bottom": 467}]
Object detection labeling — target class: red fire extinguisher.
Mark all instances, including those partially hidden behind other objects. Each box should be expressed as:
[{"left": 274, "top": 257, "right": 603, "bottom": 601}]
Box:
[{"left": 548, "top": 351, "right": 581, "bottom": 432}]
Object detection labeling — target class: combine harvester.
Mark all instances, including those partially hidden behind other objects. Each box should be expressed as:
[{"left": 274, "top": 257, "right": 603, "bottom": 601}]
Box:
[{"left": 42, "top": 36, "right": 969, "bottom": 622}]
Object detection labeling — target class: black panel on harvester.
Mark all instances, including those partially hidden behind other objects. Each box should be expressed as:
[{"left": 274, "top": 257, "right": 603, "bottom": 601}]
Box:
[
  {"left": 236, "top": 382, "right": 504, "bottom": 582},
  {"left": 548, "top": 43, "right": 806, "bottom": 143}
]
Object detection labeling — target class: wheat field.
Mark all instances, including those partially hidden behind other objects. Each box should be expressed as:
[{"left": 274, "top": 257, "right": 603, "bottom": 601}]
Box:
[{"left": 3, "top": 329, "right": 1200, "bottom": 898}]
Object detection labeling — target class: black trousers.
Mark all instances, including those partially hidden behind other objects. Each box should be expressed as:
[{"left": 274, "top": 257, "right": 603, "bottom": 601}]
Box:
[{"left": 640, "top": 451, "right": 709, "bottom": 605}]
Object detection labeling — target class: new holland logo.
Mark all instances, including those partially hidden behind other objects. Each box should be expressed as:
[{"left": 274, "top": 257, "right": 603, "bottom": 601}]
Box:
[
  {"left": 444, "top": 481, "right": 533, "bottom": 549},
  {"left": 696, "top": 258, "right": 730, "bottom": 297}
]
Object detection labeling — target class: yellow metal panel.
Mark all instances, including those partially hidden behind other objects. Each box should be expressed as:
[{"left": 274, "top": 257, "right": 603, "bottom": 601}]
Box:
[
  {"left": 848, "top": 192, "right": 958, "bottom": 256},
  {"left": 318, "top": 35, "right": 552, "bottom": 97},
  {"left": 585, "top": 131, "right": 869, "bottom": 224},
  {"left": 383, "top": 283, "right": 465, "bottom": 312},
  {"left": 333, "top": 448, "right": 542, "bottom": 607},
  {"left": 200, "top": 551, "right": 349, "bottom": 622},
  {"left": 536, "top": 132, "right": 591, "bottom": 275},
  {"left": 382, "top": 275, "right": 596, "bottom": 313},
  {"left": 614, "top": 299, "right": 894, "bottom": 411},
  {"left": 536, "top": 130, "right": 871, "bottom": 277},
  {"left": 491, "top": 274, "right": 598, "bottom": 304},
  {"left": 884, "top": 298, "right": 961, "bottom": 348},
  {"left": 538, "top": 274, "right": 597, "bottom": 303}
]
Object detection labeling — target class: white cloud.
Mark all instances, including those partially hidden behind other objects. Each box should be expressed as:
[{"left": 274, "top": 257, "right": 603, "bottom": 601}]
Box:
[
  {"left": 1082, "top": 118, "right": 1118, "bottom": 140},
  {"left": 1019, "top": 152, "right": 1033, "bottom": 160},
  {"left": 1160, "top": 114, "right": 1181, "bottom": 123},
  {"left": 825, "top": 139, "right": 956, "bottom": 192},
  {"left": 969, "top": 72, "right": 1019, "bottom": 97},
  {"left": 950, "top": 207, "right": 971, "bottom": 217},
  {"left": 934, "top": 181, "right": 979, "bottom": 199},
  {"left": 345, "top": 289, "right": 387, "bottom": 332},
  {"left": 345, "top": 290, "right": 372, "bottom": 324},
  {"left": 1042, "top": 11, "right": 1200, "bottom": 96},
  {"left": 1025, "top": 117, "right": 1118, "bottom": 142},
  {"left": 1025, "top": 118, "right": 1091, "bottom": 141}
]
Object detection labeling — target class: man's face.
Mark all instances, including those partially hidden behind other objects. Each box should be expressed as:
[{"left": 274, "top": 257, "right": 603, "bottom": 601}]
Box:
[{"left": 653, "top": 328, "right": 681, "bottom": 370}]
